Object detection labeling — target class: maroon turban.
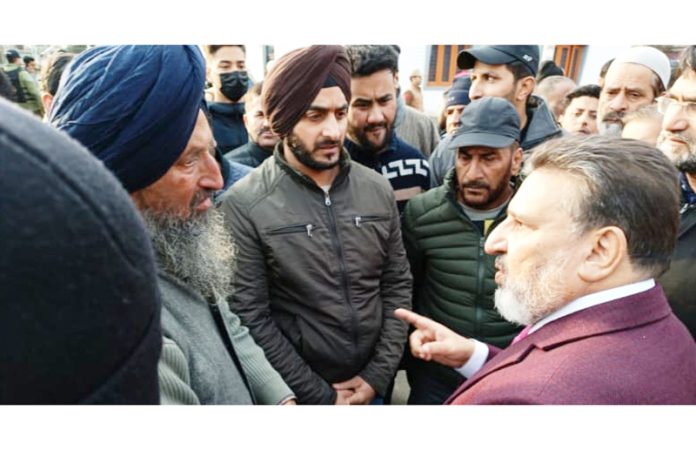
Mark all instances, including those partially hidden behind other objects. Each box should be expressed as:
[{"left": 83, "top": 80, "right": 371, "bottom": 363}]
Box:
[{"left": 263, "top": 45, "right": 351, "bottom": 137}]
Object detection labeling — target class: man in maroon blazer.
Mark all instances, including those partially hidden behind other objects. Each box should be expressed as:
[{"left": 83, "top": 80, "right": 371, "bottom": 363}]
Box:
[{"left": 397, "top": 135, "right": 696, "bottom": 404}]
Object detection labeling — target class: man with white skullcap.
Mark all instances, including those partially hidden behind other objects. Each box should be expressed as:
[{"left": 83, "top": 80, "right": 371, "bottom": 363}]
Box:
[{"left": 598, "top": 46, "right": 671, "bottom": 136}]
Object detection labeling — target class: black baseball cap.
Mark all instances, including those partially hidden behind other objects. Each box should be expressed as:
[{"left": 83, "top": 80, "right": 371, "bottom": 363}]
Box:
[
  {"left": 5, "top": 49, "right": 21, "bottom": 62},
  {"left": 449, "top": 97, "right": 521, "bottom": 150},
  {"left": 457, "top": 45, "right": 540, "bottom": 77}
]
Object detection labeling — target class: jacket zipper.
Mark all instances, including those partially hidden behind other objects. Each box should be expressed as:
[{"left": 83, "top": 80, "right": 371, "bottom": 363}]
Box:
[{"left": 324, "top": 192, "right": 360, "bottom": 357}]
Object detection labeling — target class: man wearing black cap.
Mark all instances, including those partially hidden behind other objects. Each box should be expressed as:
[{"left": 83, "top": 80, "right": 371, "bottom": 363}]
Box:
[
  {"left": 220, "top": 45, "right": 412, "bottom": 405},
  {"left": 428, "top": 46, "right": 562, "bottom": 188},
  {"left": 402, "top": 97, "right": 523, "bottom": 404},
  {"left": 3, "top": 48, "right": 44, "bottom": 116},
  {"left": 49, "top": 45, "right": 293, "bottom": 405},
  {"left": 458, "top": 45, "right": 562, "bottom": 151},
  {"left": 428, "top": 76, "right": 471, "bottom": 187}
]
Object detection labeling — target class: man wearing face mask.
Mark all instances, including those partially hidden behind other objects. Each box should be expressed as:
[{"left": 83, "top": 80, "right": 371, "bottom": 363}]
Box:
[{"left": 204, "top": 45, "right": 251, "bottom": 155}]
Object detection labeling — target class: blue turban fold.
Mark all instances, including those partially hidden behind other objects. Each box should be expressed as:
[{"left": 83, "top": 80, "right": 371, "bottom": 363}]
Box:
[{"left": 49, "top": 45, "right": 206, "bottom": 192}]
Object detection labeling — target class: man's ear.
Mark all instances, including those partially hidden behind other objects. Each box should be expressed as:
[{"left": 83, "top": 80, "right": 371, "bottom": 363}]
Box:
[
  {"left": 515, "top": 76, "right": 536, "bottom": 103},
  {"left": 577, "top": 226, "right": 627, "bottom": 283},
  {"left": 510, "top": 145, "right": 523, "bottom": 176},
  {"left": 41, "top": 92, "right": 53, "bottom": 116}
]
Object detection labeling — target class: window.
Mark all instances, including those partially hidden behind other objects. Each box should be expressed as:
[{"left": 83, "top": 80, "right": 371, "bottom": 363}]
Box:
[
  {"left": 553, "top": 45, "right": 586, "bottom": 81},
  {"left": 427, "top": 45, "right": 470, "bottom": 87}
]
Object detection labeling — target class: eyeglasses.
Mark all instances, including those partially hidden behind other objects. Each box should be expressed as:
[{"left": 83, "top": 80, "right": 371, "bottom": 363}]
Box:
[{"left": 657, "top": 96, "right": 696, "bottom": 119}]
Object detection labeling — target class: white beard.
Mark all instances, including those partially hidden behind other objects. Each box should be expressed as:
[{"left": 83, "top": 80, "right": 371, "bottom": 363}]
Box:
[
  {"left": 142, "top": 207, "right": 236, "bottom": 302},
  {"left": 494, "top": 252, "right": 569, "bottom": 326}
]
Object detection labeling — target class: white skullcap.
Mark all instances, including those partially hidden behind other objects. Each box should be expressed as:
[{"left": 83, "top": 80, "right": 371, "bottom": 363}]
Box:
[{"left": 613, "top": 46, "right": 671, "bottom": 91}]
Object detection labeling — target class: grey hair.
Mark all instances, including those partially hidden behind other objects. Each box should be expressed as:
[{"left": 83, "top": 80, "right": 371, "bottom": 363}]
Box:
[{"left": 523, "top": 135, "right": 680, "bottom": 276}]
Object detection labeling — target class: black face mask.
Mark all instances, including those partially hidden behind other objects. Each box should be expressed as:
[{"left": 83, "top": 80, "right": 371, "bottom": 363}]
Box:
[{"left": 219, "top": 71, "right": 249, "bottom": 102}]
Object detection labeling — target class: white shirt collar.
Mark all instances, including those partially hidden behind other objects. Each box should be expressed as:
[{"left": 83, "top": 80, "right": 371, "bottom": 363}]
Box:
[{"left": 529, "top": 278, "right": 655, "bottom": 334}]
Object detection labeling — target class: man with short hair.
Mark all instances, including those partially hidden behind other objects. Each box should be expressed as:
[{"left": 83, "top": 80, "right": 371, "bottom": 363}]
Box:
[
  {"left": 49, "top": 45, "right": 293, "bottom": 405},
  {"left": 398, "top": 135, "right": 696, "bottom": 404},
  {"left": 403, "top": 69, "right": 424, "bottom": 111},
  {"left": 656, "top": 45, "right": 696, "bottom": 339},
  {"left": 402, "top": 97, "right": 523, "bottom": 404},
  {"left": 598, "top": 46, "right": 670, "bottom": 136},
  {"left": 345, "top": 45, "right": 430, "bottom": 213},
  {"left": 225, "top": 81, "right": 280, "bottom": 168},
  {"left": 535, "top": 75, "right": 577, "bottom": 119},
  {"left": 23, "top": 55, "right": 37, "bottom": 79},
  {"left": 39, "top": 51, "right": 75, "bottom": 117},
  {"left": 459, "top": 45, "right": 562, "bottom": 151},
  {"left": 558, "top": 84, "right": 601, "bottom": 135},
  {"left": 3, "top": 49, "right": 43, "bottom": 116},
  {"left": 220, "top": 46, "right": 412, "bottom": 405},
  {"left": 204, "top": 45, "right": 250, "bottom": 154}
]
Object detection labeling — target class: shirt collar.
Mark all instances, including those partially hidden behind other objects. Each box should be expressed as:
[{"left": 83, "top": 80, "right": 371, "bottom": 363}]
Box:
[
  {"left": 529, "top": 278, "right": 656, "bottom": 334},
  {"left": 680, "top": 172, "right": 696, "bottom": 207}
]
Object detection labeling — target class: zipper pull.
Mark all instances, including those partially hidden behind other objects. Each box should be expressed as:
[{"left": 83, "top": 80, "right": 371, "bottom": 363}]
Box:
[
  {"left": 324, "top": 193, "right": 332, "bottom": 206},
  {"left": 306, "top": 224, "right": 313, "bottom": 237},
  {"left": 355, "top": 216, "right": 362, "bottom": 227}
]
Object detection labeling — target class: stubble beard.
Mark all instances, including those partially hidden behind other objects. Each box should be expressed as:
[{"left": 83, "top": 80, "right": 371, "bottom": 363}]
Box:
[{"left": 657, "top": 131, "right": 696, "bottom": 173}]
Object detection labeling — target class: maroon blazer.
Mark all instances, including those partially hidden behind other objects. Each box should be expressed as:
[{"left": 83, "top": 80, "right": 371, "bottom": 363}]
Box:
[{"left": 446, "top": 284, "right": 696, "bottom": 404}]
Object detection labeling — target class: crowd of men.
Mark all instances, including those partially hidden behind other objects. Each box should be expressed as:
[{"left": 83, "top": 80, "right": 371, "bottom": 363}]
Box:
[{"left": 1, "top": 44, "right": 695, "bottom": 405}]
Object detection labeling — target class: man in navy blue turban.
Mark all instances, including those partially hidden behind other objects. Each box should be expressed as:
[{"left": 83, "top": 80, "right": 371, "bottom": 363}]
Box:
[{"left": 49, "top": 45, "right": 293, "bottom": 405}]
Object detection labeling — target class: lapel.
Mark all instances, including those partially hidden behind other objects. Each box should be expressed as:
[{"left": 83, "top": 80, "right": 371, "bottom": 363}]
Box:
[{"left": 446, "top": 284, "right": 673, "bottom": 404}]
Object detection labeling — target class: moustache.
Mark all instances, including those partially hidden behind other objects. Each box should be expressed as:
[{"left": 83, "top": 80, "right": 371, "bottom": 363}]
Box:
[
  {"left": 461, "top": 180, "right": 490, "bottom": 190},
  {"left": 602, "top": 110, "right": 625, "bottom": 123},
  {"left": 364, "top": 122, "right": 389, "bottom": 132},
  {"left": 659, "top": 130, "right": 696, "bottom": 146},
  {"left": 190, "top": 189, "right": 216, "bottom": 211},
  {"left": 258, "top": 126, "right": 274, "bottom": 136},
  {"left": 316, "top": 139, "right": 341, "bottom": 149}
]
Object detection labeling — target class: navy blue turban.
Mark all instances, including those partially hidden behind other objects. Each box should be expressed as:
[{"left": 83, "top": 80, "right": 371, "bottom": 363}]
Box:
[
  {"left": 446, "top": 76, "right": 471, "bottom": 107},
  {"left": 49, "top": 45, "right": 206, "bottom": 193}
]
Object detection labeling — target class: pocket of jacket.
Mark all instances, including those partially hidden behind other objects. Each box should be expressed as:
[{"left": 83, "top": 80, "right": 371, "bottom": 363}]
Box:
[
  {"left": 353, "top": 215, "right": 389, "bottom": 228},
  {"left": 267, "top": 223, "right": 318, "bottom": 237}
]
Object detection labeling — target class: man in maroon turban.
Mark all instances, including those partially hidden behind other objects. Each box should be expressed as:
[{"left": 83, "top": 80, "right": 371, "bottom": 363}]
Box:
[{"left": 220, "top": 45, "right": 412, "bottom": 405}]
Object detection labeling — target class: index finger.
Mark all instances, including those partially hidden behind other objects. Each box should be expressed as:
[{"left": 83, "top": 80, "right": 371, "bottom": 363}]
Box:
[{"left": 394, "top": 308, "right": 440, "bottom": 331}]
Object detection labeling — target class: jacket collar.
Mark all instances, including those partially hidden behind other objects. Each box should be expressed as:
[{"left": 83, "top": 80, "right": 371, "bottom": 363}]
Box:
[
  {"left": 521, "top": 95, "right": 563, "bottom": 150},
  {"left": 448, "top": 284, "right": 672, "bottom": 401}
]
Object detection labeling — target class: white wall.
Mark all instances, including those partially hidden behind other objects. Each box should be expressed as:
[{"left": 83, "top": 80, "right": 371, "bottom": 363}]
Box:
[{"left": 577, "top": 46, "right": 630, "bottom": 86}]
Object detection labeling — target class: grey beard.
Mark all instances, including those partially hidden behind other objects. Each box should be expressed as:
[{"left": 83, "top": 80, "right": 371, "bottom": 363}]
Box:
[
  {"left": 598, "top": 120, "right": 623, "bottom": 137},
  {"left": 141, "top": 207, "right": 236, "bottom": 302}
]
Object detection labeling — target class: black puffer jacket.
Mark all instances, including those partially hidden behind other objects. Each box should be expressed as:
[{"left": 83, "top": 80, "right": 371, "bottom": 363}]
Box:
[{"left": 219, "top": 146, "right": 412, "bottom": 404}]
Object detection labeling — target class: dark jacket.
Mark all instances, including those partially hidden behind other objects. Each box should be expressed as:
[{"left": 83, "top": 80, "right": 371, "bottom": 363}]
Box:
[
  {"left": 659, "top": 179, "right": 696, "bottom": 340},
  {"left": 219, "top": 146, "right": 412, "bottom": 404},
  {"left": 402, "top": 168, "right": 522, "bottom": 394},
  {"left": 345, "top": 134, "right": 430, "bottom": 213},
  {"left": 447, "top": 284, "right": 696, "bottom": 404},
  {"left": 225, "top": 141, "right": 273, "bottom": 168},
  {"left": 428, "top": 95, "right": 562, "bottom": 187},
  {"left": 208, "top": 101, "right": 247, "bottom": 154}
]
